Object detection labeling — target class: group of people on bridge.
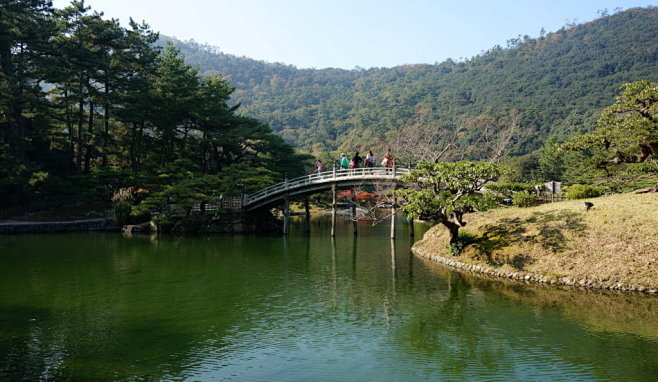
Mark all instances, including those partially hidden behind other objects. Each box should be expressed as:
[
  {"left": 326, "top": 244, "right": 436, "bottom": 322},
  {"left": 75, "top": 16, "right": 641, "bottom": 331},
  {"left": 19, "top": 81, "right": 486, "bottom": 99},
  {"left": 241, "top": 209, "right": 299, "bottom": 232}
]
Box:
[{"left": 315, "top": 151, "right": 394, "bottom": 174}]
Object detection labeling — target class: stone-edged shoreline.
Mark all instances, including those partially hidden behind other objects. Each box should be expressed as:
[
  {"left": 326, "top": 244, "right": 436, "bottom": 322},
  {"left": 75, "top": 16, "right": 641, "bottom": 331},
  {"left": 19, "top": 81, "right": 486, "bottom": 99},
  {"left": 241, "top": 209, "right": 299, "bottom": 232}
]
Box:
[
  {"left": 0, "top": 210, "right": 282, "bottom": 235},
  {"left": 0, "top": 218, "right": 112, "bottom": 234},
  {"left": 412, "top": 245, "right": 658, "bottom": 295}
]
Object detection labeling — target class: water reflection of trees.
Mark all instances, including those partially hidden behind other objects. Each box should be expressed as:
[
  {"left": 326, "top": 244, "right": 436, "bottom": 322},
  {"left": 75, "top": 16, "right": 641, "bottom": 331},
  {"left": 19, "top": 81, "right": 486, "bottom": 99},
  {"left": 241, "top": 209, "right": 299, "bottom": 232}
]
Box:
[
  {"left": 0, "top": 234, "right": 275, "bottom": 381},
  {"left": 3, "top": 228, "right": 655, "bottom": 381},
  {"left": 400, "top": 257, "right": 658, "bottom": 380},
  {"left": 419, "top": 257, "right": 658, "bottom": 342}
]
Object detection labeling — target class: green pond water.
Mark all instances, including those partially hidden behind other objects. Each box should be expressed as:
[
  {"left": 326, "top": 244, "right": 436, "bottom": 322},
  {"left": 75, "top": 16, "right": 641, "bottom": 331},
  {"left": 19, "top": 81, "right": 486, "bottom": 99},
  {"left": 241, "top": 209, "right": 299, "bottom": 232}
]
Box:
[{"left": 1, "top": 217, "right": 657, "bottom": 381}]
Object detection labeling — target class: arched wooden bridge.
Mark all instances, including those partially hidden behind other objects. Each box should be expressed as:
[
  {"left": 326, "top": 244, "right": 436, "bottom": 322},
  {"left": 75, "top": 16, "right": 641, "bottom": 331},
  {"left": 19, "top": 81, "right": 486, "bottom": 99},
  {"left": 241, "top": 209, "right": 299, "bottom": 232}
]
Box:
[
  {"left": 244, "top": 166, "right": 410, "bottom": 210},
  {"left": 243, "top": 165, "right": 412, "bottom": 237}
]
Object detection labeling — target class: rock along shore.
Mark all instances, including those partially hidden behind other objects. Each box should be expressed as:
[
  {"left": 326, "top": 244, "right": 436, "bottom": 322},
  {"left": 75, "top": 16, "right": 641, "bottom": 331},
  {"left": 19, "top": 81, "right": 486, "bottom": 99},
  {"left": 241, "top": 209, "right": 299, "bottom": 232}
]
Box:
[{"left": 412, "top": 245, "right": 658, "bottom": 295}]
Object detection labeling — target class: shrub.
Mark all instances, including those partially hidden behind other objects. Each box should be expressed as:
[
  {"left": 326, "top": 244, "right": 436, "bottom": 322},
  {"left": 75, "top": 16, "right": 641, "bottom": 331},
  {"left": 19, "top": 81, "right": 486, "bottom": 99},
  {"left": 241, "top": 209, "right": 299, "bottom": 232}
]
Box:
[
  {"left": 129, "top": 209, "right": 152, "bottom": 224},
  {"left": 151, "top": 215, "right": 178, "bottom": 233},
  {"left": 448, "top": 231, "right": 475, "bottom": 256},
  {"left": 112, "top": 188, "right": 134, "bottom": 226},
  {"left": 513, "top": 192, "right": 538, "bottom": 207},
  {"left": 565, "top": 184, "right": 603, "bottom": 199},
  {"left": 487, "top": 182, "right": 536, "bottom": 197},
  {"left": 112, "top": 202, "right": 131, "bottom": 226}
]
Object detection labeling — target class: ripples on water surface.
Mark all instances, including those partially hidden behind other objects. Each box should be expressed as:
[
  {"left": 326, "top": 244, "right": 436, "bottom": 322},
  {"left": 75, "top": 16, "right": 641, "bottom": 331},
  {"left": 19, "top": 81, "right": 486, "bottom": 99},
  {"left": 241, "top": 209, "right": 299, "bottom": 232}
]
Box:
[{"left": 0, "top": 217, "right": 657, "bottom": 381}]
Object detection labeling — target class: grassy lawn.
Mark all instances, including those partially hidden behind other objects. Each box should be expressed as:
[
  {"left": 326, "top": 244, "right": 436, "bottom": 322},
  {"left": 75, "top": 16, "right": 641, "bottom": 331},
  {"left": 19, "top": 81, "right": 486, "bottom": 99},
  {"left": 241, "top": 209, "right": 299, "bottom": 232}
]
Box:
[{"left": 415, "top": 192, "right": 658, "bottom": 289}]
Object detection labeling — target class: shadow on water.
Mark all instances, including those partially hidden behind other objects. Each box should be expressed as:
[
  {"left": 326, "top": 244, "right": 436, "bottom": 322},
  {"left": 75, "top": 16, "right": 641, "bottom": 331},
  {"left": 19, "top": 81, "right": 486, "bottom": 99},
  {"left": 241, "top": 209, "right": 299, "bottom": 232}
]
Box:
[{"left": 469, "top": 210, "right": 586, "bottom": 269}]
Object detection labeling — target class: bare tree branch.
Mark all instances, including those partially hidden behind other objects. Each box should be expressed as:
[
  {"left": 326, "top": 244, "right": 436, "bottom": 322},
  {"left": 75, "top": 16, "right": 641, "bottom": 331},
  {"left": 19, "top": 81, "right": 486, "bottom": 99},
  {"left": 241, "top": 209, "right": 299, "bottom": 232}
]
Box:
[{"left": 489, "top": 110, "right": 522, "bottom": 163}]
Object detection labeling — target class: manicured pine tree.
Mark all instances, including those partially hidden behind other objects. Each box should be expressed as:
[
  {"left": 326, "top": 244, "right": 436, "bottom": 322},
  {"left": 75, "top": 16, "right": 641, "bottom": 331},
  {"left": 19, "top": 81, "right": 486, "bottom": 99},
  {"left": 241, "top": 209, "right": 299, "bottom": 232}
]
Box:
[
  {"left": 0, "top": 0, "right": 56, "bottom": 203},
  {"left": 150, "top": 43, "right": 200, "bottom": 165},
  {"left": 112, "top": 19, "right": 160, "bottom": 171},
  {"left": 51, "top": 1, "right": 99, "bottom": 173},
  {"left": 0, "top": 0, "right": 54, "bottom": 155}
]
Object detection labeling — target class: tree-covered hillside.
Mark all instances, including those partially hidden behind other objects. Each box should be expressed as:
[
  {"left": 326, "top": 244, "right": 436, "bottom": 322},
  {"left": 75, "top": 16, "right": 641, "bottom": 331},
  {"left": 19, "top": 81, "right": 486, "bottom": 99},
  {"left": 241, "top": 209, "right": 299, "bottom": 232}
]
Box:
[
  {"left": 0, "top": 1, "right": 307, "bottom": 217},
  {"left": 167, "top": 7, "right": 658, "bottom": 157}
]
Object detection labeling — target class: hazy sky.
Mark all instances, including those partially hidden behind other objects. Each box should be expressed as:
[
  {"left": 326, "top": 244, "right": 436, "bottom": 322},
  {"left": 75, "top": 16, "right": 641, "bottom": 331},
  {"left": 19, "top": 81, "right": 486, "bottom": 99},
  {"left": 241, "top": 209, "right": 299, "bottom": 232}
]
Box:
[{"left": 52, "top": 0, "right": 656, "bottom": 69}]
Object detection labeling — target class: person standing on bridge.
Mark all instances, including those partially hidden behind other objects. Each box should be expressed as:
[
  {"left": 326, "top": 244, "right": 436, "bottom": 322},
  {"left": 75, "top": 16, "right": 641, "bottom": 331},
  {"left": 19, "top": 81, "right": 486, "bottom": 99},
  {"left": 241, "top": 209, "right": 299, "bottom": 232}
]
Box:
[
  {"left": 315, "top": 159, "right": 325, "bottom": 175},
  {"left": 382, "top": 151, "right": 394, "bottom": 168},
  {"left": 340, "top": 153, "right": 349, "bottom": 169},
  {"left": 365, "top": 150, "right": 375, "bottom": 168},
  {"left": 352, "top": 152, "right": 363, "bottom": 168}
]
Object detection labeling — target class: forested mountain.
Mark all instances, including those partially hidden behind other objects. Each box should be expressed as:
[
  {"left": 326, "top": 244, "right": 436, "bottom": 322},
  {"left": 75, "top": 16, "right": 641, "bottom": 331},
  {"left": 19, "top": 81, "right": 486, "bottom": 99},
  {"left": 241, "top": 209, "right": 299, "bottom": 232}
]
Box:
[
  {"left": 2, "top": 2, "right": 656, "bottom": 214},
  {"left": 165, "top": 6, "right": 658, "bottom": 158}
]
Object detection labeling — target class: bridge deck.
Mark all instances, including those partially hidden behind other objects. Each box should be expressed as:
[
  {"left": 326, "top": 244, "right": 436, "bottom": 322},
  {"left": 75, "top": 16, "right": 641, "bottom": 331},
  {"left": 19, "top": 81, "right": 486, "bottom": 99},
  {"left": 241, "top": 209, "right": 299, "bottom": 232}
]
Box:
[{"left": 244, "top": 167, "right": 410, "bottom": 210}]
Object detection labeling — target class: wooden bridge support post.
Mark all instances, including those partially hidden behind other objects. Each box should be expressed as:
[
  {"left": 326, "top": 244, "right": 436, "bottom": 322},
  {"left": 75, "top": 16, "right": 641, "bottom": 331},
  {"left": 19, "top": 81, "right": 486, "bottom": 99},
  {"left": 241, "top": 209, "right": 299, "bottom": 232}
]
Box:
[
  {"left": 282, "top": 173, "right": 290, "bottom": 235},
  {"left": 391, "top": 239, "right": 397, "bottom": 283},
  {"left": 304, "top": 198, "right": 311, "bottom": 233},
  {"left": 352, "top": 188, "right": 358, "bottom": 236},
  {"left": 331, "top": 184, "right": 337, "bottom": 237},
  {"left": 283, "top": 195, "right": 289, "bottom": 235},
  {"left": 390, "top": 195, "right": 396, "bottom": 239}
]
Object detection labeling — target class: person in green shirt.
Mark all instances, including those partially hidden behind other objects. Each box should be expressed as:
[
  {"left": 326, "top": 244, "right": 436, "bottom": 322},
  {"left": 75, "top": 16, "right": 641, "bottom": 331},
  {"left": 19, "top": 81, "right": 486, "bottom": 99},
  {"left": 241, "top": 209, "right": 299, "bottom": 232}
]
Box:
[{"left": 340, "top": 153, "right": 349, "bottom": 169}]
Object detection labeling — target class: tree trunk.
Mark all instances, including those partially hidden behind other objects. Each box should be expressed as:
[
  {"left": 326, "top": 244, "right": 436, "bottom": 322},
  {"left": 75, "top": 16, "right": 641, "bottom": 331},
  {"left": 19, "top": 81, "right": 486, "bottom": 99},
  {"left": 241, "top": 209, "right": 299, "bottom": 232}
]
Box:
[
  {"left": 0, "top": 40, "right": 12, "bottom": 79},
  {"left": 440, "top": 218, "right": 461, "bottom": 246},
  {"left": 102, "top": 83, "right": 110, "bottom": 167},
  {"left": 160, "top": 130, "right": 168, "bottom": 164},
  {"left": 201, "top": 130, "right": 209, "bottom": 172},
  {"left": 181, "top": 120, "right": 189, "bottom": 155},
  {"left": 130, "top": 121, "right": 143, "bottom": 171},
  {"left": 137, "top": 122, "right": 145, "bottom": 170},
  {"left": 128, "top": 122, "right": 136, "bottom": 170},
  {"left": 0, "top": 41, "right": 21, "bottom": 153},
  {"left": 83, "top": 101, "right": 94, "bottom": 173},
  {"left": 65, "top": 89, "right": 75, "bottom": 171},
  {"left": 76, "top": 86, "right": 84, "bottom": 173},
  {"left": 213, "top": 143, "right": 221, "bottom": 172}
]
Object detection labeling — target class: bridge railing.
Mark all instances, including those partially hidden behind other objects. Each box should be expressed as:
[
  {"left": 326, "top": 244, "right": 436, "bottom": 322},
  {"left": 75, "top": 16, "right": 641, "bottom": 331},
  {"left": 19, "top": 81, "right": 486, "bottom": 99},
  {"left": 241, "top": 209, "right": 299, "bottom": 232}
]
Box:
[{"left": 245, "top": 166, "right": 410, "bottom": 206}]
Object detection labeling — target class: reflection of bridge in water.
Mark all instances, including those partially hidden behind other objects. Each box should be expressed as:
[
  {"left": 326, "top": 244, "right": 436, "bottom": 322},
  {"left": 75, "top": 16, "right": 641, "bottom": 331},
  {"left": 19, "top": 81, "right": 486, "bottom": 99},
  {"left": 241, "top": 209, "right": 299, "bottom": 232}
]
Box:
[{"left": 244, "top": 165, "right": 413, "bottom": 238}]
